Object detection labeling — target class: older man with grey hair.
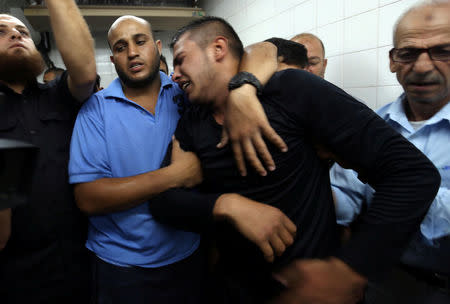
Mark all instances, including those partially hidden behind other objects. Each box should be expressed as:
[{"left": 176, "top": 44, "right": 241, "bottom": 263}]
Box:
[{"left": 329, "top": 1, "right": 450, "bottom": 303}]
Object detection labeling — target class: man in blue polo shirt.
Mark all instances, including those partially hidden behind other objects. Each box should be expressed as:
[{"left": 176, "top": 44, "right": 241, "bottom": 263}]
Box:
[{"left": 69, "top": 15, "right": 205, "bottom": 304}]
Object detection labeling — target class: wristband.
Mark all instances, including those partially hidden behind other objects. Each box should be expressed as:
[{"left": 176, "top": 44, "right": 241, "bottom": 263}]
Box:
[{"left": 228, "top": 71, "right": 263, "bottom": 95}]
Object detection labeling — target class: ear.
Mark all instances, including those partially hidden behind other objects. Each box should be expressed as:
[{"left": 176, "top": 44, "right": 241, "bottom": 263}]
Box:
[
  {"left": 110, "top": 55, "right": 115, "bottom": 64},
  {"left": 211, "top": 36, "right": 228, "bottom": 61},
  {"left": 156, "top": 39, "right": 162, "bottom": 54},
  {"left": 323, "top": 58, "right": 328, "bottom": 70},
  {"left": 389, "top": 55, "right": 397, "bottom": 73}
]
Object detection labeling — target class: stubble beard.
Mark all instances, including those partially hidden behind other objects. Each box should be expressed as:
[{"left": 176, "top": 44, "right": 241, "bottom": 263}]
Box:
[{"left": 116, "top": 51, "right": 161, "bottom": 89}]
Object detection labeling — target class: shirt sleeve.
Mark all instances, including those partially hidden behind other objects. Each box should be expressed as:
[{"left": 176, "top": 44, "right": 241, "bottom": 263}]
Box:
[
  {"left": 420, "top": 186, "right": 450, "bottom": 240},
  {"left": 53, "top": 71, "right": 84, "bottom": 107},
  {"left": 332, "top": 166, "right": 450, "bottom": 240},
  {"left": 330, "top": 164, "right": 366, "bottom": 226},
  {"left": 148, "top": 109, "right": 221, "bottom": 232},
  {"left": 68, "top": 95, "right": 112, "bottom": 184},
  {"left": 275, "top": 69, "right": 441, "bottom": 279}
]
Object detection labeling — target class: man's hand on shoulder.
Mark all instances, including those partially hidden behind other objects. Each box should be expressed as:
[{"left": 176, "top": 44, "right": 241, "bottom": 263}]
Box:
[
  {"left": 272, "top": 257, "right": 367, "bottom": 304},
  {"left": 218, "top": 84, "right": 287, "bottom": 177},
  {"left": 213, "top": 193, "right": 296, "bottom": 262}
]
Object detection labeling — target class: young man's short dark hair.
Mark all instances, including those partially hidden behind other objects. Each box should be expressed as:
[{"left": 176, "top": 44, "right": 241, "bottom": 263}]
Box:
[
  {"left": 265, "top": 37, "right": 309, "bottom": 69},
  {"left": 170, "top": 16, "right": 244, "bottom": 60}
]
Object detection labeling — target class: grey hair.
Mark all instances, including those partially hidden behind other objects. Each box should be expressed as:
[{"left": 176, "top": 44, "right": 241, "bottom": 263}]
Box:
[{"left": 392, "top": 0, "right": 450, "bottom": 46}]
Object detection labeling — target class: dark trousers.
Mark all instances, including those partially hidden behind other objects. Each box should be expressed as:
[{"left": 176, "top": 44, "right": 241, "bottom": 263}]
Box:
[
  {"left": 210, "top": 261, "right": 286, "bottom": 304},
  {"left": 91, "top": 249, "right": 208, "bottom": 304},
  {"left": 363, "top": 266, "right": 450, "bottom": 304}
]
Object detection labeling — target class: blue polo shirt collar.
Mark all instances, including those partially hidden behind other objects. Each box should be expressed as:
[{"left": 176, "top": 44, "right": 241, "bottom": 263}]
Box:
[
  {"left": 385, "top": 93, "right": 450, "bottom": 132},
  {"left": 102, "top": 71, "right": 174, "bottom": 102}
]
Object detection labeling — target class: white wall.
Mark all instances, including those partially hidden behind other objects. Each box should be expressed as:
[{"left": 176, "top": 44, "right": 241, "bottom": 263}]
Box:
[
  {"left": 43, "top": 30, "right": 176, "bottom": 89},
  {"left": 201, "top": 0, "right": 422, "bottom": 110},
  {"left": 44, "top": 0, "right": 421, "bottom": 109}
]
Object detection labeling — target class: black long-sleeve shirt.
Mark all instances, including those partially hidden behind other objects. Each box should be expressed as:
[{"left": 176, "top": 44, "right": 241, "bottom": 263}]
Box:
[{"left": 149, "top": 69, "right": 440, "bottom": 281}]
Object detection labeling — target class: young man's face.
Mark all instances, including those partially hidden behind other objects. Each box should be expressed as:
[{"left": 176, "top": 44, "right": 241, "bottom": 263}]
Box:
[
  {"left": 109, "top": 17, "right": 161, "bottom": 88},
  {"left": 0, "top": 15, "right": 44, "bottom": 82},
  {"left": 390, "top": 4, "right": 450, "bottom": 107},
  {"left": 172, "top": 33, "right": 216, "bottom": 104}
]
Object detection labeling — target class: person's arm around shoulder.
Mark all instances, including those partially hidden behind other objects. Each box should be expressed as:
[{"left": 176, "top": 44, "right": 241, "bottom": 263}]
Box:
[
  {"left": 46, "top": 0, "right": 96, "bottom": 102},
  {"left": 221, "top": 41, "right": 287, "bottom": 176},
  {"left": 0, "top": 208, "right": 11, "bottom": 251},
  {"left": 74, "top": 137, "right": 202, "bottom": 215}
]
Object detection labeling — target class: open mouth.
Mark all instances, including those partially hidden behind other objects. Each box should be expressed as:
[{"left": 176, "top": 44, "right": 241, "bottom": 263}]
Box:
[
  {"left": 129, "top": 62, "right": 144, "bottom": 71},
  {"left": 181, "top": 81, "right": 191, "bottom": 91}
]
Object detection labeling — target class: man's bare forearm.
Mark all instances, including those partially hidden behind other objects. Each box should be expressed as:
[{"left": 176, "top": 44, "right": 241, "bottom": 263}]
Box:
[
  {"left": 46, "top": 0, "right": 96, "bottom": 101},
  {"left": 75, "top": 165, "right": 187, "bottom": 215},
  {"left": 239, "top": 42, "right": 278, "bottom": 85}
]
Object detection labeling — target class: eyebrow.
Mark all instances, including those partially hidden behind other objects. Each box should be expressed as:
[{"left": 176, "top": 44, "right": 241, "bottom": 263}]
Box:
[
  {"left": 16, "top": 25, "right": 28, "bottom": 31},
  {"left": 112, "top": 33, "right": 148, "bottom": 49},
  {"left": 0, "top": 24, "right": 29, "bottom": 31}
]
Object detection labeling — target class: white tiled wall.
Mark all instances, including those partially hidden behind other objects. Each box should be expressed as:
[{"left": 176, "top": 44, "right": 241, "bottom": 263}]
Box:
[
  {"left": 44, "top": 0, "right": 421, "bottom": 109},
  {"left": 200, "top": 0, "right": 423, "bottom": 110}
]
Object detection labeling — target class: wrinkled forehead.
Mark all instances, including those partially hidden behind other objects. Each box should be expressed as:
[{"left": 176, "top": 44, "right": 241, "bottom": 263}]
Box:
[
  {"left": 396, "top": 4, "right": 450, "bottom": 46},
  {"left": 0, "top": 14, "right": 27, "bottom": 28}
]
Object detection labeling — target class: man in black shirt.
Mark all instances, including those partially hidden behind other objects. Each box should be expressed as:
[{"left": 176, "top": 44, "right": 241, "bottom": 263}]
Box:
[
  {"left": 149, "top": 17, "right": 441, "bottom": 304},
  {"left": 0, "top": 1, "right": 96, "bottom": 303}
]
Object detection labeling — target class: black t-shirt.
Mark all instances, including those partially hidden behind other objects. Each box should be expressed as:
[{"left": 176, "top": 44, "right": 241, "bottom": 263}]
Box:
[
  {"left": 0, "top": 74, "right": 90, "bottom": 303},
  {"left": 150, "top": 70, "right": 440, "bottom": 281}
]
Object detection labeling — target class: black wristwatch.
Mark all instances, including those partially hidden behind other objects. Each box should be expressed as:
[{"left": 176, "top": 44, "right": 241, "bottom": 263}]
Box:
[{"left": 228, "top": 71, "right": 263, "bottom": 95}]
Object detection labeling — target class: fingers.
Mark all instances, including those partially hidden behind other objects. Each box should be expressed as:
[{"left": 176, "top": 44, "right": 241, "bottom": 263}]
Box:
[
  {"left": 230, "top": 127, "right": 285, "bottom": 177},
  {"left": 269, "top": 235, "right": 287, "bottom": 257},
  {"left": 284, "top": 217, "right": 297, "bottom": 236},
  {"left": 278, "top": 225, "right": 295, "bottom": 248},
  {"left": 269, "top": 220, "right": 296, "bottom": 258},
  {"left": 242, "top": 138, "right": 267, "bottom": 176},
  {"left": 259, "top": 241, "right": 275, "bottom": 263},
  {"left": 261, "top": 123, "right": 288, "bottom": 153},
  {"left": 251, "top": 133, "right": 276, "bottom": 172},
  {"left": 217, "top": 128, "right": 229, "bottom": 149},
  {"left": 231, "top": 141, "right": 247, "bottom": 176}
]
